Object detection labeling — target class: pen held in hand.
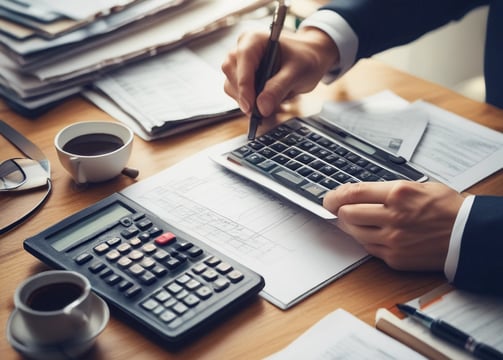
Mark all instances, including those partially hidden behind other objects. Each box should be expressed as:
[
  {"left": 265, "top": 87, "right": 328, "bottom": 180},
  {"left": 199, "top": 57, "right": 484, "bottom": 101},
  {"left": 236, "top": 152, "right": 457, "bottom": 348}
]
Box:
[
  {"left": 248, "top": 1, "right": 288, "bottom": 140},
  {"left": 397, "top": 303, "right": 503, "bottom": 360}
]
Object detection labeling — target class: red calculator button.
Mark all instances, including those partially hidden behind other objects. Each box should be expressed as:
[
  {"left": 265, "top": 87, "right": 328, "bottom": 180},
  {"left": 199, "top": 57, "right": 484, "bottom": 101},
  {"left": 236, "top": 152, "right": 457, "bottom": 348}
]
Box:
[{"left": 155, "top": 232, "right": 176, "bottom": 246}]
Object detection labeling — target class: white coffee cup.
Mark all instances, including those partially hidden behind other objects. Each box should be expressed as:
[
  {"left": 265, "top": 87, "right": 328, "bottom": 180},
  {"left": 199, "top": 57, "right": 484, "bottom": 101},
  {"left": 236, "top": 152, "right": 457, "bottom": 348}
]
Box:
[
  {"left": 54, "top": 121, "right": 135, "bottom": 184},
  {"left": 13, "top": 270, "right": 94, "bottom": 346}
]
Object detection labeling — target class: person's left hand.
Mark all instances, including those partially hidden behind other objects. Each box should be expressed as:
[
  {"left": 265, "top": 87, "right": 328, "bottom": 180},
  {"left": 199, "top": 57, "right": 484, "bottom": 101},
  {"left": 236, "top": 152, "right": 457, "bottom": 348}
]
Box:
[{"left": 323, "top": 181, "right": 465, "bottom": 271}]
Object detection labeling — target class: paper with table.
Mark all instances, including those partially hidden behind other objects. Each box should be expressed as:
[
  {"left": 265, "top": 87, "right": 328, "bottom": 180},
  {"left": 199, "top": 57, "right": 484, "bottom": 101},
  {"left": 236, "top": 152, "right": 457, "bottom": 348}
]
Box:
[
  {"left": 121, "top": 139, "right": 370, "bottom": 310},
  {"left": 265, "top": 309, "right": 426, "bottom": 359},
  {"left": 375, "top": 284, "right": 503, "bottom": 360},
  {"left": 321, "top": 91, "right": 503, "bottom": 192},
  {"left": 84, "top": 19, "right": 269, "bottom": 140}
]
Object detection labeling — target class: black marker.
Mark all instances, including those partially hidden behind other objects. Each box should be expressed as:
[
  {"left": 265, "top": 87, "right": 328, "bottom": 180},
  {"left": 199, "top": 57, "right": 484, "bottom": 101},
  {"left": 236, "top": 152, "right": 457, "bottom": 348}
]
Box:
[{"left": 397, "top": 303, "right": 503, "bottom": 360}]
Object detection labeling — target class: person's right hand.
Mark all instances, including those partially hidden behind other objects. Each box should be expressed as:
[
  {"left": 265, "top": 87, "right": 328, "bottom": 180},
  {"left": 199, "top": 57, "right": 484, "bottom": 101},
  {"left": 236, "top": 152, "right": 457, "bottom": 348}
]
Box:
[{"left": 221, "top": 27, "right": 341, "bottom": 118}]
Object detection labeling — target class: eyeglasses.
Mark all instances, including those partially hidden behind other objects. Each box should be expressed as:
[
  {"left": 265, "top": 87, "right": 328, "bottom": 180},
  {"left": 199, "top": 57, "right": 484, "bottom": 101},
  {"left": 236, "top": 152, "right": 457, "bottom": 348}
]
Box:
[{"left": 0, "top": 120, "right": 52, "bottom": 235}]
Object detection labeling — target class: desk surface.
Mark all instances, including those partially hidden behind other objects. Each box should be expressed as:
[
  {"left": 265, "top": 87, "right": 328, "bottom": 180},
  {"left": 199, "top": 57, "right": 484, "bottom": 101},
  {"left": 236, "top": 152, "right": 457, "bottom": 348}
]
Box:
[{"left": 1, "top": 59, "right": 502, "bottom": 360}]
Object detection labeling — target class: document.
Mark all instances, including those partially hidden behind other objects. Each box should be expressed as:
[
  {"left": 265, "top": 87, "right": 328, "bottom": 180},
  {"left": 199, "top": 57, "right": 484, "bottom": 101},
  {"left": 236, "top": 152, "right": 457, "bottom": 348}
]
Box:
[
  {"left": 121, "top": 140, "right": 369, "bottom": 309},
  {"left": 321, "top": 91, "right": 503, "bottom": 192},
  {"left": 376, "top": 284, "right": 503, "bottom": 360},
  {"left": 86, "top": 20, "right": 265, "bottom": 140},
  {"left": 265, "top": 309, "right": 426, "bottom": 359},
  {"left": 321, "top": 91, "right": 428, "bottom": 160}
]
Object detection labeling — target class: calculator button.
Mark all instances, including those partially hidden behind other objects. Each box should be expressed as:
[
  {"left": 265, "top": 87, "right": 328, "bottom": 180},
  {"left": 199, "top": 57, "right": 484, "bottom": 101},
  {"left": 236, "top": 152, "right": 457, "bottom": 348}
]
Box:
[
  {"left": 106, "top": 249, "right": 121, "bottom": 262},
  {"left": 215, "top": 262, "right": 232, "bottom": 274},
  {"left": 89, "top": 261, "right": 106, "bottom": 273},
  {"left": 128, "top": 250, "right": 144, "bottom": 261},
  {"left": 141, "top": 298, "right": 159, "bottom": 311},
  {"left": 195, "top": 286, "right": 212, "bottom": 300},
  {"left": 118, "top": 280, "right": 134, "bottom": 291},
  {"left": 129, "top": 264, "right": 145, "bottom": 276},
  {"left": 201, "top": 269, "right": 218, "bottom": 281},
  {"left": 106, "top": 237, "right": 121, "bottom": 247},
  {"left": 175, "top": 274, "right": 191, "bottom": 284},
  {"left": 120, "top": 217, "right": 133, "bottom": 227},
  {"left": 186, "top": 246, "right": 203, "bottom": 258},
  {"left": 227, "top": 270, "right": 244, "bottom": 283},
  {"left": 154, "top": 290, "right": 172, "bottom": 302},
  {"left": 191, "top": 263, "right": 207, "bottom": 274},
  {"left": 155, "top": 232, "right": 176, "bottom": 246},
  {"left": 138, "top": 232, "right": 151, "bottom": 242},
  {"left": 121, "top": 226, "right": 139, "bottom": 239},
  {"left": 129, "top": 237, "right": 142, "bottom": 247},
  {"left": 185, "top": 279, "right": 201, "bottom": 291},
  {"left": 105, "top": 274, "right": 122, "bottom": 285},
  {"left": 74, "top": 252, "right": 93, "bottom": 265},
  {"left": 213, "top": 278, "right": 230, "bottom": 292},
  {"left": 124, "top": 285, "right": 142, "bottom": 298},
  {"left": 175, "top": 240, "right": 193, "bottom": 251},
  {"left": 148, "top": 227, "right": 163, "bottom": 237},
  {"left": 165, "top": 257, "right": 181, "bottom": 270},
  {"left": 152, "top": 266, "right": 167, "bottom": 277},
  {"left": 139, "top": 272, "right": 157, "bottom": 285},
  {"left": 136, "top": 219, "right": 153, "bottom": 231},
  {"left": 172, "top": 302, "right": 189, "bottom": 315},
  {"left": 117, "top": 256, "right": 133, "bottom": 268},
  {"left": 204, "top": 256, "right": 221, "bottom": 267},
  {"left": 117, "top": 243, "right": 132, "bottom": 254},
  {"left": 142, "top": 243, "right": 157, "bottom": 254},
  {"left": 183, "top": 294, "right": 200, "bottom": 308},
  {"left": 166, "top": 282, "right": 183, "bottom": 294},
  {"left": 159, "top": 310, "right": 177, "bottom": 323},
  {"left": 99, "top": 267, "right": 113, "bottom": 278},
  {"left": 153, "top": 249, "right": 169, "bottom": 261},
  {"left": 140, "top": 257, "right": 155, "bottom": 269},
  {"left": 94, "top": 243, "right": 110, "bottom": 254}
]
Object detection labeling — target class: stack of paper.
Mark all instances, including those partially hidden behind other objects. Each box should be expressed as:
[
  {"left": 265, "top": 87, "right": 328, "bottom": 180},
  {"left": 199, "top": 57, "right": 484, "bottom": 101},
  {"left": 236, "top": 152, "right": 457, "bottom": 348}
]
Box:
[{"left": 0, "top": 0, "right": 269, "bottom": 115}]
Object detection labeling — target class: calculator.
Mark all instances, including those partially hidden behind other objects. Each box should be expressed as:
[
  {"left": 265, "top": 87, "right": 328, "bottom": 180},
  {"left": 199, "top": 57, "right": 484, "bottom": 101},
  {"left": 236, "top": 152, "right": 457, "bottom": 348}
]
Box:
[{"left": 24, "top": 193, "right": 265, "bottom": 344}]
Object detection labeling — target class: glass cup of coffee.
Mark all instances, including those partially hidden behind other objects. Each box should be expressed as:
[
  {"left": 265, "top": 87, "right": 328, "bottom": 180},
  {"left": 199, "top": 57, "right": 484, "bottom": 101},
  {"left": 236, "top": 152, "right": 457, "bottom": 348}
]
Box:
[
  {"left": 54, "top": 121, "right": 137, "bottom": 184},
  {"left": 13, "top": 270, "right": 95, "bottom": 346}
]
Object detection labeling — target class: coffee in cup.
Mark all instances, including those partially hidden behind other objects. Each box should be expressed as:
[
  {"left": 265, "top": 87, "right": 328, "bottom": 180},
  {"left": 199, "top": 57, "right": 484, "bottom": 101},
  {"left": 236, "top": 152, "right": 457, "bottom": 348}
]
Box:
[
  {"left": 13, "top": 270, "right": 95, "bottom": 346},
  {"left": 54, "top": 121, "right": 137, "bottom": 184}
]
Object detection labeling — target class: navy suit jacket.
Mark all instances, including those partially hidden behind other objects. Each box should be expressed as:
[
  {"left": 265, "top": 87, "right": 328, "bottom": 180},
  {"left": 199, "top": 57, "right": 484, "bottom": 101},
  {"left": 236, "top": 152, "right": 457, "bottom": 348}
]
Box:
[
  {"left": 322, "top": 1, "right": 503, "bottom": 295},
  {"left": 321, "top": 0, "right": 503, "bottom": 109}
]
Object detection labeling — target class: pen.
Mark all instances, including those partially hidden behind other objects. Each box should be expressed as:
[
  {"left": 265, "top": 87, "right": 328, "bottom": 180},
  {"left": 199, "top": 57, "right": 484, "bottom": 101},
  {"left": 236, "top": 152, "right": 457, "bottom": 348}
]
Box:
[
  {"left": 248, "top": 0, "right": 288, "bottom": 140},
  {"left": 397, "top": 303, "right": 503, "bottom": 360}
]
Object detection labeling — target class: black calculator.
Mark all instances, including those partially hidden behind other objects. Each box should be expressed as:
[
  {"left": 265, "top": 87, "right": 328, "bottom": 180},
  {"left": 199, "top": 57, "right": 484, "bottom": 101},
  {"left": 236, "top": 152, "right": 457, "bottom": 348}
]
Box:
[{"left": 24, "top": 193, "right": 265, "bottom": 344}]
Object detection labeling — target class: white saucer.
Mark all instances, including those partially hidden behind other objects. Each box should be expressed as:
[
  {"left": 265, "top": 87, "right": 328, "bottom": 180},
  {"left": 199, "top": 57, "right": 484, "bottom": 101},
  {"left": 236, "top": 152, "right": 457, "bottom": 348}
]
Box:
[{"left": 6, "top": 292, "right": 109, "bottom": 360}]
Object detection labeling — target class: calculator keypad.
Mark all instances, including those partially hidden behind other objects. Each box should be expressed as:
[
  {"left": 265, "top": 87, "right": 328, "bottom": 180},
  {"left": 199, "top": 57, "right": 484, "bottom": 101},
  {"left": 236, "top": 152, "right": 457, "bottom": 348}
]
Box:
[{"left": 73, "top": 212, "right": 249, "bottom": 330}]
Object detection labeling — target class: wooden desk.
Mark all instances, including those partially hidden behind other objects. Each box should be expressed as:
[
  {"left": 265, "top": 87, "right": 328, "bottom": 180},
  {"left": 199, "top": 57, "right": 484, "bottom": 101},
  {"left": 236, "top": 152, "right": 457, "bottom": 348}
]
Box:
[{"left": 1, "top": 59, "right": 502, "bottom": 360}]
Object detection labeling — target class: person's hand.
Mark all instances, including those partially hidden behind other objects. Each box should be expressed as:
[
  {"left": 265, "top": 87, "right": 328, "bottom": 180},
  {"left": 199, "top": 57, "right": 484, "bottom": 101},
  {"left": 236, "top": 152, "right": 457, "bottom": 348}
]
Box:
[
  {"left": 221, "top": 27, "right": 340, "bottom": 117},
  {"left": 323, "top": 181, "right": 465, "bottom": 271}
]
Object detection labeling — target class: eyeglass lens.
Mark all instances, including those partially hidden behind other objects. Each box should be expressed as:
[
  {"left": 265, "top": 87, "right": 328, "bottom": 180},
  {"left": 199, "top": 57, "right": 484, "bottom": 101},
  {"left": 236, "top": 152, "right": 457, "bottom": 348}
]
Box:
[{"left": 0, "top": 159, "right": 26, "bottom": 191}]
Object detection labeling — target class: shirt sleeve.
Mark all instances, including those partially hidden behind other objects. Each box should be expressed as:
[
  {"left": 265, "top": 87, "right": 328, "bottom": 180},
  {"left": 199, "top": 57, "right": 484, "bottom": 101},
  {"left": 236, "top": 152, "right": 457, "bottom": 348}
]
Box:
[
  {"left": 444, "top": 195, "right": 475, "bottom": 282},
  {"left": 298, "top": 10, "right": 359, "bottom": 82}
]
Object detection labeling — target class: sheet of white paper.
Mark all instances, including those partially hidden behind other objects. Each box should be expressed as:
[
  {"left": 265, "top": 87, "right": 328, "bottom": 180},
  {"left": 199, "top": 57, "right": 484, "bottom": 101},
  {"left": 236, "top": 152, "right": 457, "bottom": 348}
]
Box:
[
  {"left": 408, "top": 100, "right": 503, "bottom": 191},
  {"left": 320, "top": 91, "right": 428, "bottom": 160},
  {"left": 265, "top": 309, "right": 426, "bottom": 360},
  {"left": 94, "top": 48, "right": 237, "bottom": 131},
  {"left": 121, "top": 139, "right": 369, "bottom": 309}
]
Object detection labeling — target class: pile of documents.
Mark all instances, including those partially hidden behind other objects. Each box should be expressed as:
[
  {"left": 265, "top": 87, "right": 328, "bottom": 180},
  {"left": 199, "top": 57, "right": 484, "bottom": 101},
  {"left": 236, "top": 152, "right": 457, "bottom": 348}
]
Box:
[{"left": 0, "top": 0, "right": 269, "bottom": 116}]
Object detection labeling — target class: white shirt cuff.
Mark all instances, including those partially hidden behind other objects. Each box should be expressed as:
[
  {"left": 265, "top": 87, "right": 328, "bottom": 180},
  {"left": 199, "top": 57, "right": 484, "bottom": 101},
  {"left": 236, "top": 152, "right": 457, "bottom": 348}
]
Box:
[
  {"left": 299, "top": 10, "right": 358, "bottom": 82},
  {"left": 444, "top": 195, "right": 475, "bottom": 282}
]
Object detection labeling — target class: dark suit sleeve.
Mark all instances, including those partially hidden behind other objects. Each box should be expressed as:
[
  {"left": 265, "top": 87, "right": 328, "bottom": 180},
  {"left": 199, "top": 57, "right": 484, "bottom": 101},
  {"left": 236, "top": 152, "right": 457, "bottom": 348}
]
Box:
[
  {"left": 452, "top": 196, "right": 503, "bottom": 295},
  {"left": 320, "top": 0, "right": 489, "bottom": 59}
]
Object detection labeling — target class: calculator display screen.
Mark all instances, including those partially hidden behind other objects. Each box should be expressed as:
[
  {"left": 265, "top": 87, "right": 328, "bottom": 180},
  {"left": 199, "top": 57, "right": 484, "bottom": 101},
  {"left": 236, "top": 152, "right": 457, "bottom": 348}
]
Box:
[{"left": 48, "top": 202, "right": 132, "bottom": 251}]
